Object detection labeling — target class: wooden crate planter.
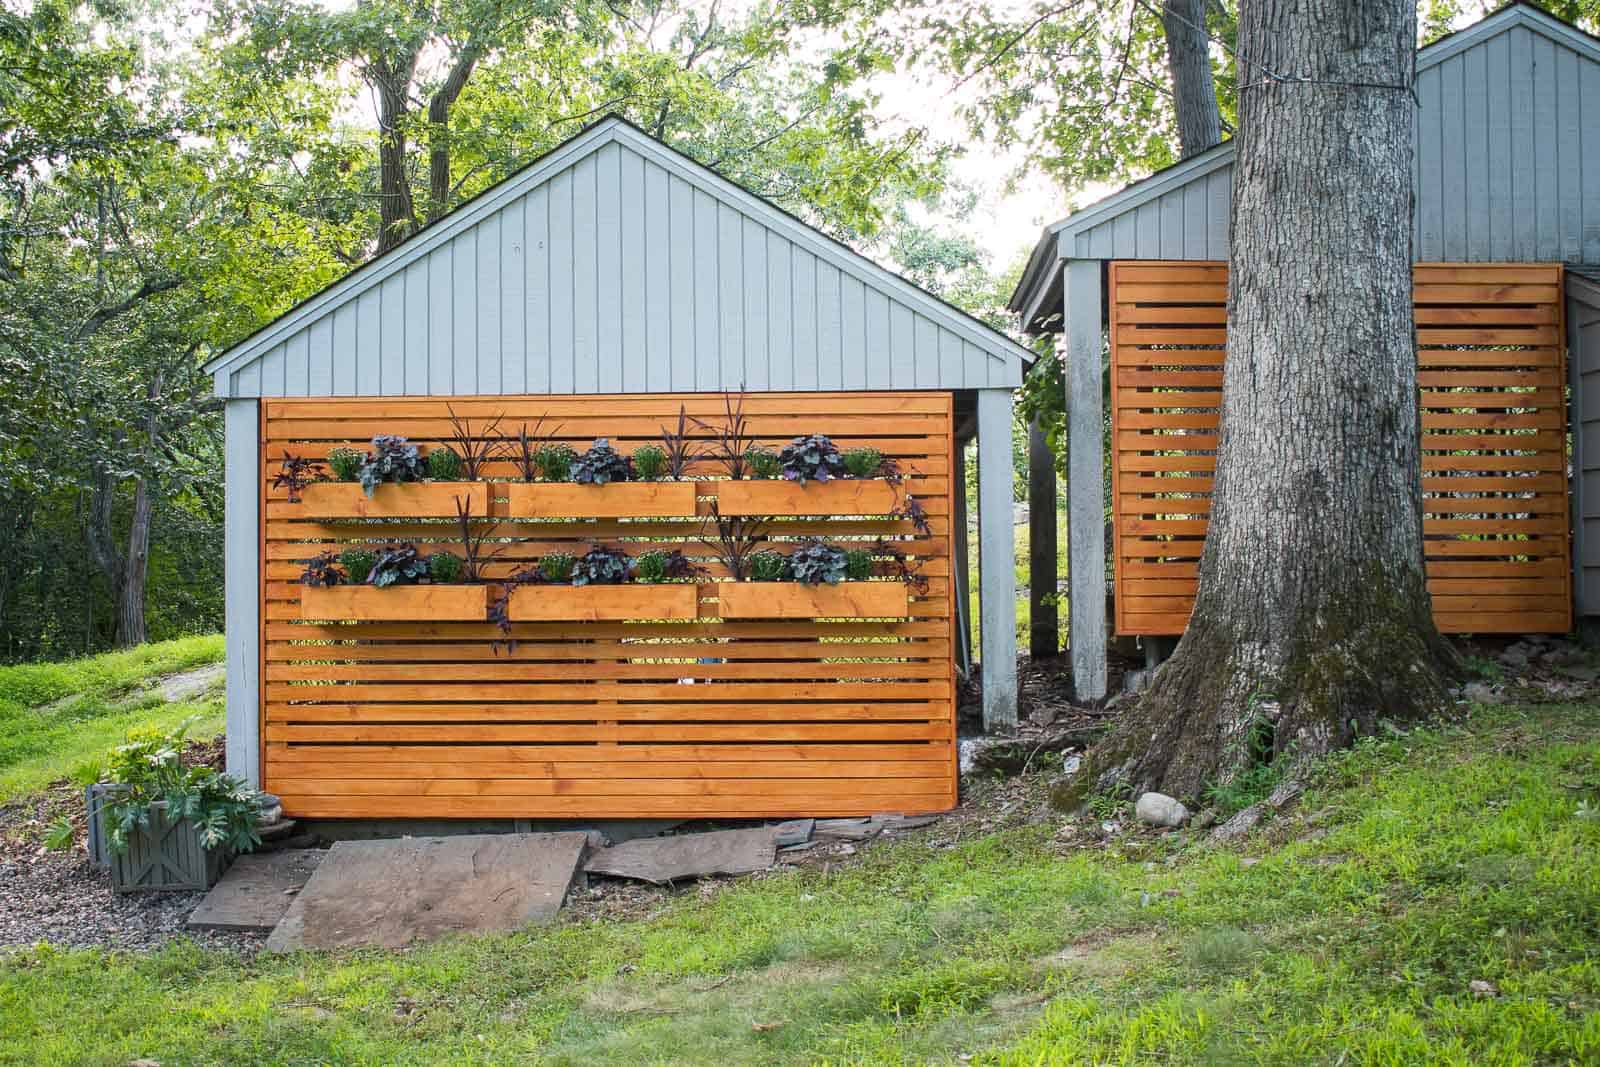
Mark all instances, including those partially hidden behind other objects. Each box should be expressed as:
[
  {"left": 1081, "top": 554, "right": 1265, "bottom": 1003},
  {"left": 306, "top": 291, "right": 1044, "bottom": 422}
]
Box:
[
  {"left": 711, "top": 479, "right": 899, "bottom": 516},
  {"left": 503, "top": 482, "right": 697, "bottom": 518},
  {"left": 508, "top": 584, "right": 699, "bottom": 621},
  {"left": 300, "top": 584, "right": 491, "bottom": 621},
  {"left": 109, "top": 801, "right": 231, "bottom": 893},
  {"left": 295, "top": 481, "right": 487, "bottom": 519},
  {"left": 716, "top": 581, "right": 908, "bottom": 619}
]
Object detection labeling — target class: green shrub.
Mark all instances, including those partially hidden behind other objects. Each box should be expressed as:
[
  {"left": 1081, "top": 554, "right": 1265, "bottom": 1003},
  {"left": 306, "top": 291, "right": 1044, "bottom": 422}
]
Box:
[
  {"left": 845, "top": 549, "right": 874, "bottom": 581},
  {"left": 327, "top": 447, "right": 362, "bottom": 483},
  {"left": 338, "top": 548, "right": 377, "bottom": 585},
  {"left": 99, "top": 720, "right": 261, "bottom": 855},
  {"left": 428, "top": 552, "right": 463, "bottom": 583},
  {"left": 744, "top": 446, "right": 782, "bottom": 480},
  {"left": 633, "top": 550, "right": 697, "bottom": 583},
  {"left": 540, "top": 553, "right": 576, "bottom": 583},
  {"left": 536, "top": 443, "right": 576, "bottom": 482},
  {"left": 425, "top": 446, "right": 462, "bottom": 481},
  {"left": 748, "top": 551, "right": 791, "bottom": 583},
  {"left": 632, "top": 445, "right": 668, "bottom": 482},
  {"left": 842, "top": 447, "right": 883, "bottom": 479}
]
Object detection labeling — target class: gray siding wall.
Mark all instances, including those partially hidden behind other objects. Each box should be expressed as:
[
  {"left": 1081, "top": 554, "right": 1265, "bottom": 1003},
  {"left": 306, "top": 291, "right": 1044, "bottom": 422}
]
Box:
[
  {"left": 226, "top": 140, "right": 1015, "bottom": 397},
  {"left": 1571, "top": 274, "right": 1600, "bottom": 618},
  {"left": 1065, "top": 22, "right": 1600, "bottom": 265}
]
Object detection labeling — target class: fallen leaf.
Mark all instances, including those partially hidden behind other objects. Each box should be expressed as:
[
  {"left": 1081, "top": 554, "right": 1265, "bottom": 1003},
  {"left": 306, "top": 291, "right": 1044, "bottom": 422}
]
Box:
[{"left": 752, "top": 1021, "right": 784, "bottom": 1032}]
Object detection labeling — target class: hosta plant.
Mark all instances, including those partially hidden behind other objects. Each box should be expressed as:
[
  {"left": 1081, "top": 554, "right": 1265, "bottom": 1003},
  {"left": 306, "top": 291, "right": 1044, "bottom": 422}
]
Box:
[
  {"left": 633, "top": 549, "right": 699, "bottom": 583},
  {"left": 338, "top": 548, "right": 376, "bottom": 584},
  {"left": 747, "top": 550, "right": 791, "bottom": 583},
  {"left": 573, "top": 545, "right": 631, "bottom": 586},
  {"left": 573, "top": 439, "right": 632, "bottom": 485},
  {"left": 298, "top": 551, "right": 346, "bottom": 587},
  {"left": 326, "top": 447, "right": 363, "bottom": 483},
  {"left": 368, "top": 543, "right": 430, "bottom": 588},
  {"left": 788, "top": 539, "right": 849, "bottom": 585},
  {"left": 780, "top": 434, "right": 845, "bottom": 485},
  {"left": 359, "top": 435, "right": 425, "bottom": 497}
]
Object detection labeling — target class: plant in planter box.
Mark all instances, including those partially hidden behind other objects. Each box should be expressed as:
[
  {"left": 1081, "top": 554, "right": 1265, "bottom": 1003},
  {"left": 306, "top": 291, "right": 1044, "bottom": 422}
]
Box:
[
  {"left": 573, "top": 545, "right": 631, "bottom": 585},
  {"left": 573, "top": 439, "right": 632, "bottom": 485},
  {"left": 633, "top": 549, "right": 699, "bottom": 583},
  {"left": 534, "top": 443, "right": 577, "bottom": 482},
  {"left": 780, "top": 434, "right": 845, "bottom": 485},
  {"left": 658, "top": 405, "right": 706, "bottom": 479},
  {"left": 299, "top": 551, "right": 347, "bottom": 586},
  {"left": 426, "top": 445, "right": 462, "bottom": 481},
  {"left": 695, "top": 391, "right": 758, "bottom": 479},
  {"left": 700, "top": 503, "right": 769, "bottom": 580},
  {"left": 359, "top": 435, "right": 425, "bottom": 497},
  {"left": 842, "top": 447, "right": 883, "bottom": 479},
  {"left": 845, "top": 548, "right": 875, "bottom": 580},
  {"left": 747, "top": 550, "right": 791, "bottom": 583},
  {"left": 338, "top": 548, "right": 377, "bottom": 584},
  {"left": 789, "top": 539, "right": 849, "bottom": 585},
  {"left": 444, "top": 405, "right": 508, "bottom": 480},
  {"left": 368, "top": 543, "right": 430, "bottom": 587},
  {"left": 745, "top": 445, "right": 782, "bottom": 480},
  {"left": 632, "top": 444, "right": 668, "bottom": 482},
  {"left": 327, "top": 446, "right": 363, "bottom": 483},
  {"left": 428, "top": 551, "right": 464, "bottom": 583},
  {"left": 539, "top": 553, "right": 576, "bottom": 583},
  {"left": 272, "top": 452, "right": 326, "bottom": 503},
  {"left": 513, "top": 415, "right": 565, "bottom": 481},
  {"left": 96, "top": 721, "right": 261, "bottom": 891}
]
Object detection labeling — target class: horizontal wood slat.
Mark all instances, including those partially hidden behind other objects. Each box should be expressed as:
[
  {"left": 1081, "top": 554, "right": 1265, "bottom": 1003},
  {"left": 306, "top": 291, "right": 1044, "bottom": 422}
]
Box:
[
  {"left": 261, "top": 392, "right": 956, "bottom": 818},
  {"left": 1109, "top": 262, "right": 1571, "bottom": 637}
]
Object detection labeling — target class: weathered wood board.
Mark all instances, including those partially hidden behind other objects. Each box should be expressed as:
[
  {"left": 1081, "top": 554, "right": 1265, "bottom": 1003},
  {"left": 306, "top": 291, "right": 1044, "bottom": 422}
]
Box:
[
  {"left": 186, "top": 849, "right": 325, "bottom": 933},
  {"left": 583, "top": 827, "right": 777, "bottom": 883}
]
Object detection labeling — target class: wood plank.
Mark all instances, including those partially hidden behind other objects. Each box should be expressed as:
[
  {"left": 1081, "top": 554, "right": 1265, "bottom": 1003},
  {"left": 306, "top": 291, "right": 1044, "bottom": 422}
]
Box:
[
  {"left": 300, "top": 585, "right": 489, "bottom": 622},
  {"left": 717, "top": 581, "right": 910, "bottom": 619},
  {"left": 502, "top": 481, "right": 697, "bottom": 518},
  {"left": 505, "top": 584, "right": 698, "bottom": 622}
]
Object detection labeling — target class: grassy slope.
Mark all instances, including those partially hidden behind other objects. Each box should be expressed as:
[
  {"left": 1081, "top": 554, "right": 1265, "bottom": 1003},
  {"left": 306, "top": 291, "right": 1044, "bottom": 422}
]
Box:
[
  {"left": 3, "top": 703, "right": 1598, "bottom": 1065},
  {"left": 0, "top": 635, "right": 225, "bottom": 800}
]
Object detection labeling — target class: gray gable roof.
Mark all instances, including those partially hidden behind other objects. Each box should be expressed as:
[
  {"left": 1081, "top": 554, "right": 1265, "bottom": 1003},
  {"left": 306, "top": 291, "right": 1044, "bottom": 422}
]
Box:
[
  {"left": 1011, "top": 2, "right": 1600, "bottom": 331},
  {"left": 208, "top": 117, "right": 1033, "bottom": 397}
]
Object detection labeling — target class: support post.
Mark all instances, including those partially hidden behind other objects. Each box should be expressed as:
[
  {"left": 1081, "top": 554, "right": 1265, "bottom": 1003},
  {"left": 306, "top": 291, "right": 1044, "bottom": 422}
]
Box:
[
  {"left": 952, "top": 437, "right": 974, "bottom": 679},
  {"left": 1065, "top": 259, "right": 1108, "bottom": 701},
  {"left": 1028, "top": 415, "right": 1059, "bottom": 657},
  {"left": 977, "top": 388, "right": 1018, "bottom": 731},
  {"left": 224, "top": 399, "right": 262, "bottom": 788}
]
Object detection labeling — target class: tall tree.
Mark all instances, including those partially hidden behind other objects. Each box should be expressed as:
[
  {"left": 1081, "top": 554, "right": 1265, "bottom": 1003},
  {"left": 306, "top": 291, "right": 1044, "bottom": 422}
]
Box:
[{"left": 1077, "top": 0, "right": 1458, "bottom": 802}]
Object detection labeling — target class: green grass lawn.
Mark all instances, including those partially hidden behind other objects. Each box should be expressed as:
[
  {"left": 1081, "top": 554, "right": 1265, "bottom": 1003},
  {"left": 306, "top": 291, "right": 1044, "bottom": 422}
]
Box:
[
  {"left": 4, "top": 701, "right": 1598, "bottom": 1064},
  {"left": 0, "top": 635, "right": 225, "bottom": 800}
]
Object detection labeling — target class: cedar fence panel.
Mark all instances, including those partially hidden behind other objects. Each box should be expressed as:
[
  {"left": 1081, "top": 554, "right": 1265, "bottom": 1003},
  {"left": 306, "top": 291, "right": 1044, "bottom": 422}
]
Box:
[
  {"left": 1110, "top": 261, "right": 1571, "bottom": 636},
  {"left": 260, "top": 392, "right": 956, "bottom": 819}
]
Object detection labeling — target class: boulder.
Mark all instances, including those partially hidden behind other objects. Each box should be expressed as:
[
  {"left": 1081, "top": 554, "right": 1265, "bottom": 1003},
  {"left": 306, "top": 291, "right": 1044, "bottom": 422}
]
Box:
[{"left": 1134, "top": 792, "right": 1189, "bottom": 828}]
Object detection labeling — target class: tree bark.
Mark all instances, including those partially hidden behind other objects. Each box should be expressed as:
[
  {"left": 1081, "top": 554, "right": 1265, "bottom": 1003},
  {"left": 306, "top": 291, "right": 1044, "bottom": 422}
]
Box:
[
  {"left": 373, "top": 53, "right": 420, "bottom": 254},
  {"left": 426, "top": 42, "right": 484, "bottom": 224},
  {"left": 1160, "top": 0, "right": 1223, "bottom": 158},
  {"left": 1079, "top": 0, "right": 1456, "bottom": 805}
]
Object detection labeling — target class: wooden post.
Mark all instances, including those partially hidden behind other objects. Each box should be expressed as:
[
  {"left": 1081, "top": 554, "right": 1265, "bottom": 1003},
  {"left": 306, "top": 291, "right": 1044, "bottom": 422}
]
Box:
[
  {"left": 1065, "top": 259, "right": 1108, "bottom": 701},
  {"left": 1028, "top": 415, "right": 1059, "bottom": 657},
  {"left": 224, "top": 398, "right": 262, "bottom": 788},
  {"left": 977, "top": 387, "right": 1018, "bottom": 731}
]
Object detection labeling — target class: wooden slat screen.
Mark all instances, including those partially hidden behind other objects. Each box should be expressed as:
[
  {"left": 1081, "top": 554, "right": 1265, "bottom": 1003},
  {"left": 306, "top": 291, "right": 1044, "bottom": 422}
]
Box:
[
  {"left": 261, "top": 392, "right": 956, "bottom": 819},
  {"left": 1110, "top": 261, "right": 1571, "bottom": 636}
]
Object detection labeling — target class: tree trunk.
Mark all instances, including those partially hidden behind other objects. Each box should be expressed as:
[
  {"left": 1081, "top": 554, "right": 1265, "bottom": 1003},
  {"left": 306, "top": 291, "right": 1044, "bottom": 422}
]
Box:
[
  {"left": 118, "top": 475, "right": 151, "bottom": 647},
  {"left": 374, "top": 55, "right": 419, "bottom": 253},
  {"left": 1080, "top": 0, "right": 1456, "bottom": 805},
  {"left": 1161, "top": 0, "right": 1223, "bottom": 158},
  {"left": 426, "top": 43, "right": 484, "bottom": 224}
]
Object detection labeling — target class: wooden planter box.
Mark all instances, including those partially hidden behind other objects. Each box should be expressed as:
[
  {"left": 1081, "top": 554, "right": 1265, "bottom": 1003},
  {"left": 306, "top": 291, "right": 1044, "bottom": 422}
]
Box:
[
  {"left": 508, "top": 584, "right": 699, "bottom": 621},
  {"left": 296, "top": 481, "right": 487, "bottom": 519},
  {"left": 109, "top": 801, "right": 231, "bottom": 893},
  {"left": 502, "top": 481, "right": 698, "bottom": 518},
  {"left": 300, "top": 584, "right": 491, "bottom": 621},
  {"left": 711, "top": 479, "right": 899, "bottom": 516},
  {"left": 716, "top": 581, "right": 909, "bottom": 619}
]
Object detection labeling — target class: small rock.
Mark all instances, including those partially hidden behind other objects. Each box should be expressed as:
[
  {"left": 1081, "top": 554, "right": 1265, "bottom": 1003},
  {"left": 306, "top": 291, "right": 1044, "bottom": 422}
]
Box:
[
  {"left": 1469, "top": 979, "right": 1500, "bottom": 999},
  {"left": 1062, "top": 753, "right": 1082, "bottom": 776},
  {"left": 1190, "top": 809, "right": 1217, "bottom": 830},
  {"left": 1499, "top": 643, "right": 1533, "bottom": 668},
  {"left": 1461, "top": 682, "right": 1503, "bottom": 705},
  {"left": 1134, "top": 792, "right": 1189, "bottom": 828}
]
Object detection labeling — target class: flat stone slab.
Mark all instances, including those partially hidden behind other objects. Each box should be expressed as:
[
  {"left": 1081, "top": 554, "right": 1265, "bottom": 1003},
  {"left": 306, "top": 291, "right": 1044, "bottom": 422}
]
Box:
[
  {"left": 584, "top": 827, "right": 777, "bottom": 884},
  {"left": 265, "top": 832, "right": 587, "bottom": 952},
  {"left": 187, "top": 849, "right": 325, "bottom": 933}
]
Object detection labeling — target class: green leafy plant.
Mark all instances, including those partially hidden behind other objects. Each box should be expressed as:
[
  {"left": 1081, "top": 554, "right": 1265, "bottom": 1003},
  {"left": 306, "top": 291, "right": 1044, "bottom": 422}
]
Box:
[
  {"left": 272, "top": 451, "right": 325, "bottom": 504},
  {"left": 428, "top": 551, "right": 463, "bottom": 583},
  {"left": 539, "top": 553, "right": 576, "bottom": 583},
  {"left": 633, "top": 549, "right": 699, "bottom": 583},
  {"left": 44, "top": 816, "right": 75, "bottom": 851},
  {"left": 337, "top": 548, "right": 376, "bottom": 584},
  {"left": 573, "top": 439, "right": 632, "bottom": 485},
  {"left": 359, "top": 435, "right": 425, "bottom": 497},
  {"left": 97, "top": 721, "right": 262, "bottom": 855},
  {"left": 845, "top": 548, "right": 875, "bottom": 580},
  {"left": 745, "top": 445, "right": 782, "bottom": 480},
  {"left": 425, "top": 445, "right": 462, "bottom": 481},
  {"left": 748, "top": 550, "right": 791, "bottom": 583},
  {"left": 780, "top": 434, "right": 845, "bottom": 485},
  {"left": 513, "top": 415, "right": 564, "bottom": 481},
  {"left": 789, "top": 539, "right": 849, "bottom": 585},
  {"left": 326, "top": 446, "right": 363, "bottom": 483},
  {"left": 298, "top": 551, "right": 346, "bottom": 587},
  {"left": 535, "top": 443, "right": 577, "bottom": 482},
  {"left": 573, "top": 545, "right": 631, "bottom": 586},
  {"left": 842, "top": 447, "right": 883, "bottom": 479},
  {"left": 632, "top": 444, "right": 668, "bottom": 482},
  {"left": 368, "top": 543, "right": 430, "bottom": 587}
]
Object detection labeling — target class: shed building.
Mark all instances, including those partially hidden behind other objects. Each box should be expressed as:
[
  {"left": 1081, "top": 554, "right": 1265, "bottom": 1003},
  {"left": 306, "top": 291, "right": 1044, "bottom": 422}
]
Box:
[
  {"left": 1010, "top": 1, "right": 1600, "bottom": 699},
  {"left": 207, "top": 117, "right": 1034, "bottom": 820}
]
